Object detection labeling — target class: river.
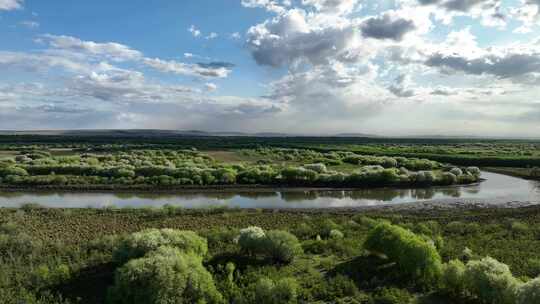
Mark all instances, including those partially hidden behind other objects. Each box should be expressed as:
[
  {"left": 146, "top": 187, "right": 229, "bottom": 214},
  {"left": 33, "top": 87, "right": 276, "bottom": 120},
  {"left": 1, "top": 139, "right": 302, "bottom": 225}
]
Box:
[{"left": 0, "top": 171, "right": 538, "bottom": 209}]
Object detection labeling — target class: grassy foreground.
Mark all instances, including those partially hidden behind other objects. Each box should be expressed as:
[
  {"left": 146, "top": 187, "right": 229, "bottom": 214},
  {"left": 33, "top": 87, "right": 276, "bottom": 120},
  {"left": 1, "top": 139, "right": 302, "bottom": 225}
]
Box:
[{"left": 1, "top": 205, "right": 540, "bottom": 303}]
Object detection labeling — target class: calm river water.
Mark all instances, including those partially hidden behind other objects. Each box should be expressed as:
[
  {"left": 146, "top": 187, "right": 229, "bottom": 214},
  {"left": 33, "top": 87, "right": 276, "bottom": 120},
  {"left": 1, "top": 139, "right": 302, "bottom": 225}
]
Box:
[{"left": 0, "top": 172, "right": 538, "bottom": 209}]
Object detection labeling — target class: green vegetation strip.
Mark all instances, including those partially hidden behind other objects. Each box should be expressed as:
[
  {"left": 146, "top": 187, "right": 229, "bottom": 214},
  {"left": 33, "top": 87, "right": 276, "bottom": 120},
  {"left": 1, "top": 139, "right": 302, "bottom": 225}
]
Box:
[
  {"left": 0, "top": 148, "right": 481, "bottom": 190},
  {"left": 1, "top": 205, "right": 540, "bottom": 303}
]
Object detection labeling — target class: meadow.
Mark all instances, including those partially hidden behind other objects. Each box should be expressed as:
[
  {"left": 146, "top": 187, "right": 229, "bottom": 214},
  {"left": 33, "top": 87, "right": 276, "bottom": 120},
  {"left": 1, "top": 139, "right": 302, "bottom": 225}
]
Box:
[
  {"left": 1, "top": 134, "right": 540, "bottom": 303},
  {"left": 1, "top": 205, "right": 540, "bottom": 303}
]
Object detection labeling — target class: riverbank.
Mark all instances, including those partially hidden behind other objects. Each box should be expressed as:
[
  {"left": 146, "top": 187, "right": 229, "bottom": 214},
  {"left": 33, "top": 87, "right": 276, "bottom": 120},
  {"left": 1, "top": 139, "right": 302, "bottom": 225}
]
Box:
[
  {"left": 0, "top": 179, "right": 484, "bottom": 193},
  {"left": 483, "top": 166, "right": 540, "bottom": 180}
]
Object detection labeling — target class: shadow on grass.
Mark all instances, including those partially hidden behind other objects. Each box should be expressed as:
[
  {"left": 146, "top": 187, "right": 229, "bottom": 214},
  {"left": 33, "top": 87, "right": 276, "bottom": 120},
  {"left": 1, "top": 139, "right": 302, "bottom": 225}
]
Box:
[
  {"left": 206, "top": 252, "right": 273, "bottom": 270},
  {"left": 329, "top": 254, "right": 404, "bottom": 290},
  {"left": 54, "top": 262, "right": 116, "bottom": 304},
  {"left": 330, "top": 255, "right": 480, "bottom": 304},
  {"left": 417, "top": 293, "right": 479, "bottom": 304}
]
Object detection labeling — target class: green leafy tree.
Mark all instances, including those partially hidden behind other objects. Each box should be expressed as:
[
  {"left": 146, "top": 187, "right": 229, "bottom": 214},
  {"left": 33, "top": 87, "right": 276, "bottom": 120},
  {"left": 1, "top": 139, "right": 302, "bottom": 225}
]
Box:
[
  {"left": 253, "top": 277, "right": 299, "bottom": 304},
  {"left": 441, "top": 259, "right": 466, "bottom": 297},
  {"left": 263, "top": 230, "right": 303, "bottom": 263},
  {"left": 108, "top": 246, "right": 223, "bottom": 304},
  {"left": 113, "top": 228, "right": 207, "bottom": 264},
  {"left": 517, "top": 277, "right": 540, "bottom": 304},
  {"left": 364, "top": 223, "right": 443, "bottom": 288},
  {"left": 237, "top": 226, "right": 266, "bottom": 256},
  {"left": 464, "top": 257, "right": 520, "bottom": 304}
]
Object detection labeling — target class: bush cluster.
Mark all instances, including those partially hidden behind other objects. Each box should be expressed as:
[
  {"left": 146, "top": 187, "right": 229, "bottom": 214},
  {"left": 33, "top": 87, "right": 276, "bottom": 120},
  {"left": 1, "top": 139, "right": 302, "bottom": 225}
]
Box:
[
  {"left": 0, "top": 149, "right": 482, "bottom": 188},
  {"left": 112, "top": 228, "right": 208, "bottom": 264},
  {"left": 237, "top": 226, "right": 302, "bottom": 263},
  {"left": 108, "top": 246, "right": 223, "bottom": 304},
  {"left": 364, "top": 223, "right": 443, "bottom": 288}
]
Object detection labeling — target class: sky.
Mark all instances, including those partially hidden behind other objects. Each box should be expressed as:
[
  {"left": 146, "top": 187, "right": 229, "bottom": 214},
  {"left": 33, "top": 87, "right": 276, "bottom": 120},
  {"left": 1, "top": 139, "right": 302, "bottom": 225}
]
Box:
[{"left": 1, "top": 0, "right": 540, "bottom": 137}]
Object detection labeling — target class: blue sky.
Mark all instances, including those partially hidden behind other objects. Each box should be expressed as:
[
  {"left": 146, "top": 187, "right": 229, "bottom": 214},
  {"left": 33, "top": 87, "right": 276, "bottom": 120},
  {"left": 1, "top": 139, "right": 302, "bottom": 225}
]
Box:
[
  {"left": 0, "top": 0, "right": 273, "bottom": 96},
  {"left": 1, "top": 0, "right": 540, "bottom": 136}
]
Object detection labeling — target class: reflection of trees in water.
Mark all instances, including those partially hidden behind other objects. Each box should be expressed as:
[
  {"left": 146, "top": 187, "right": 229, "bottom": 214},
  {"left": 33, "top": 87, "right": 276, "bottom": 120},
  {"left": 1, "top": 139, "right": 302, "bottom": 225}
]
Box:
[
  {"left": 439, "top": 187, "right": 461, "bottom": 198},
  {"left": 410, "top": 188, "right": 436, "bottom": 200},
  {"left": 280, "top": 191, "right": 320, "bottom": 202},
  {"left": 0, "top": 192, "right": 28, "bottom": 199},
  {"left": 347, "top": 189, "right": 410, "bottom": 201},
  {"left": 315, "top": 191, "right": 346, "bottom": 199},
  {"left": 277, "top": 187, "right": 465, "bottom": 202},
  {"left": 463, "top": 186, "right": 480, "bottom": 195},
  {"left": 196, "top": 193, "right": 236, "bottom": 200},
  {"left": 237, "top": 192, "right": 279, "bottom": 199}
]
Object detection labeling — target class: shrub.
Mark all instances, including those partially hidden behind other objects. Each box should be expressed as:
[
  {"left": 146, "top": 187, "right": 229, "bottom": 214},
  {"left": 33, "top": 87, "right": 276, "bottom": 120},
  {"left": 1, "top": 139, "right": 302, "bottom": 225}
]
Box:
[
  {"left": 280, "top": 167, "right": 318, "bottom": 183},
  {"left": 31, "top": 263, "right": 71, "bottom": 288},
  {"left": 440, "top": 172, "right": 458, "bottom": 185},
  {"left": 373, "top": 287, "right": 413, "bottom": 304},
  {"left": 526, "top": 258, "right": 540, "bottom": 278},
  {"left": 364, "top": 223, "right": 443, "bottom": 288},
  {"left": 113, "top": 229, "right": 207, "bottom": 264},
  {"left": 303, "top": 163, "right": 327, "bottom": 173},
  {"left": 253, "top": 277, "right": 299, "bottom": 304},
  {"left": 0, "top": 166, "right": 28, "bottom": 177},
  {"left": 292, "top": 223, "right": 315, "bottom": 240},
  {"left": 467, "top": 166, "right": 481, "bottom": 177},
  {"left": 238, "top": 226, "right": 266, "bottom": 256},
  {"left": 517, "top": 277, "right": 540, "bottom": 304},
  {"left": 264, "top": 230, "right": 303, "bottom": 263},
  {"left": 441, "top": 259, "right": 466, "bottom": 297},
  {"left": 108, "top": 246, "right": 223, "bottom": 304},
  {"left": 449, "top": 168, "right": 463, "bottom": 176},
  {"left": 464, "top": 257, "right": 520, "bottom": 304},
  {"left": 458, "top": 173, "right": 477, "bottom": 184},
  {"left": 510, "top": 221, "right": 530, "bottom": 236},
  {"left": 329, "top": 229, "right": 344, "bottom": 240},
  {"left": 319, "top": 219, "right": 340, "bottom": 238},
  {"left": 353, "top": 215, "right": 380, "bottom": 228},
  {"left": 314, "top": 274, "right": 359, "bottom": 300},
  {"left": 424, "top": 171, "right": 435, "bottom": 184}
]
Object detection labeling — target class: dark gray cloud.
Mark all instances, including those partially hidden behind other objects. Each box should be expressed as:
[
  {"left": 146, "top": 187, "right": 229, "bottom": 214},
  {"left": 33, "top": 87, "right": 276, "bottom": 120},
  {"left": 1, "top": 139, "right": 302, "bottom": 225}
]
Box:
[
  {"left": 430, "top": 88, "right": 457, "bottom": 96},
  {"left": 21, "top": 104, "right": 95, "bottom": 114},
  {"left": 418, "top": 0, "right": 497, "bottom": 12},
  {"left": 443, "top": 0, "right": 487, "bottom": 12},
  {"left": 425, "top": 52, "right": 540, "bottom": 79},
  {"left": 222, "top": 103, "right": 283, "bottom": 117},
  {"left": 361, "top": 15, "right": 416, "bottom": 41},
  {"left": 388, "top": 74, "right": 415, "bottom": 97},
  {"left": 196, "top": 62, "right": 235, "bottom": 69}
]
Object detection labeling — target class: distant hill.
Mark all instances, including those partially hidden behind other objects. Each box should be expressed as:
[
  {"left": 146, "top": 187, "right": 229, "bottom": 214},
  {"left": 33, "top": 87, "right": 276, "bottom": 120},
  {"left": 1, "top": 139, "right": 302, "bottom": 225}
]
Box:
[
  {"left": 0, "top": 129, "right": 376, "bottom": 138},
  {"left": 334, "top": 133, "right": 380, "bottom": 138},
  {"left": 0, "top": 129, "right": 536, "bottom": 140}
]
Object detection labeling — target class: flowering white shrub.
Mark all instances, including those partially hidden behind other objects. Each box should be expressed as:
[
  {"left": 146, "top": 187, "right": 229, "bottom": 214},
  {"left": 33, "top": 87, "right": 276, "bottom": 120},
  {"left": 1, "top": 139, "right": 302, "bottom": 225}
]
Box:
[
  {"left": 450, "top": 168, "right": 463, "bottom": 176},
  {"left": 303, "top": 163, "right": 327, "bottom": 173},
  {"left": 464, "top": 257, "right": 520, "bottom": 304},
  {"left": 466, "top": 167, "right": 481, "bottom": 177},
  {"left": 440, "top": 172, "right": 458, "bottom": 185},
  {"left": 113, "top": 229, "right": 208, "bottom": 264},
  {"left": 108, "top": 246, "right": 223, "bottom": 304},
  {"left": 238, "top": 226, "right": 266, "bottom": 255}
]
